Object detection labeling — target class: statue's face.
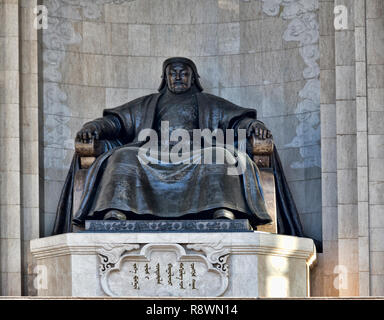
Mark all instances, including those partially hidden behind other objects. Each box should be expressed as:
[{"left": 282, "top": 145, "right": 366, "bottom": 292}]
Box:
[{"left": 166, "top": 62, "right": 194, "bottom": 94}]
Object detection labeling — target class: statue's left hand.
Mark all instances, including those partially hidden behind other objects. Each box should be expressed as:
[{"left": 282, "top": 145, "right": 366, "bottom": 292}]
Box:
[{"left": 246, "top": 121, "right": 272, "bottom": 140}]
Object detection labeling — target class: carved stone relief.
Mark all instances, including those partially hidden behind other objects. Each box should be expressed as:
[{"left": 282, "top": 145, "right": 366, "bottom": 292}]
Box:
[
  {"left": 96, "top": 243, "right": 230, "bottom": 297},
  {"left": 261, "top": 0, "right": 320, "bottom": 169},
  {"left": 42, "top": 0, "right": 133, "bottom": 178}
]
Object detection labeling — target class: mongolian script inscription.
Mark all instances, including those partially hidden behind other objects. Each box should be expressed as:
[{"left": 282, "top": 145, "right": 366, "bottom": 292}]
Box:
[
  {"left": 97, "top": 243, "right": 229, "bottom": 297},
  {"left": 118, "top": 261, "right": 198, "bottom": 291}
]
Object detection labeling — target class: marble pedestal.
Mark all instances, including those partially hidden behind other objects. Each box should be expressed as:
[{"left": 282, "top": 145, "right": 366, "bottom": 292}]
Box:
[{"left": 30, "top": 232, "right": 316, "bottom": 297}]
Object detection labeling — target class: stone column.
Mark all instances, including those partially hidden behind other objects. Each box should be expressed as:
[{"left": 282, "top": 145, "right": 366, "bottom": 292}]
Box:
[
  {"left": 319, "top": 0, "right": 365, "bottom": 296},
  {"left": 0, "top": 0, "right": 22, "bottom": 295},
  {"left": 319, "top": 0, "right": 384, "bottom": 297},
  {"left": 334, "top": 0, "right": 359, "bottom": 296},
  {"left": 366, "top": 0, "right": 384, "bottom": 296},
  {"left": 354, "top": 0, "right": 370, "bottom": 296},
  {"left": 318, "top": 0, "right": 339, "bottom": 296},
  {"left": 0, "top": 0, "right": 40, "bottom": 296},
  {"left": 20, "top": 0, "right": 40, "bottom": 295}
]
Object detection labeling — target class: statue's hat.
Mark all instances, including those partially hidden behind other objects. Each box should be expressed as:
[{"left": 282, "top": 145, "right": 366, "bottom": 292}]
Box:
[{"left": 158, "top": 57, "right": 203, "bottom": 92}]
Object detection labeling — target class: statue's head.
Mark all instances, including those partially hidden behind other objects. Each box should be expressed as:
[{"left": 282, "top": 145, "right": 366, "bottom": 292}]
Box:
[
  {"left": 158, "top": 57, "right": 203, "bottom": 93},
  {"left": 166, "top": 62, "right": 193, "bottom": 94}
]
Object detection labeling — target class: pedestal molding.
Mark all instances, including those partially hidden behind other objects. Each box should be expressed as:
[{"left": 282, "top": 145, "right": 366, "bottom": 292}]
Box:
[{"left": 31, "top": 232, "right": 315, "bottom": 262}]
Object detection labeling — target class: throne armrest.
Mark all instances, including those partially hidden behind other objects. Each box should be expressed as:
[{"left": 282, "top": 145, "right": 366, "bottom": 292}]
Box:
[
  {"left": 249, "top": 135, "right": 277, "bottom": 233},
  {"left": 250, "top": 135, "right": 274, "bottom": 168},
  {"left": 75, "top": 139, "right": 106, "bottom": 169},
  {"left": 72, "top": 139, "right": 108, "bottom": 231}
]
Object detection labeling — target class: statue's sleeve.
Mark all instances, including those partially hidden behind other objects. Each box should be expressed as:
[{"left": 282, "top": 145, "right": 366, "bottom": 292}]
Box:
[{"left": 103, "top": 104, "right": 136, "bottom": 143}]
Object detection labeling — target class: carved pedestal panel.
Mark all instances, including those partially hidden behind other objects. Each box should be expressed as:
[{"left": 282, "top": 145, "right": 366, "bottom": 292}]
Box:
[
  {"left": 31, "top": 232, "right": 316, "bottom": 297},
  {"left": 97, "top": 243, "right": 229, "bottom": 297}
]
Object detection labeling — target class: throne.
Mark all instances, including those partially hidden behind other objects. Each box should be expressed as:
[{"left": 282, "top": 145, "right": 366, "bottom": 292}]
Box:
[{"left": 73, "top": 136, "right": 277, "bottom": 233}]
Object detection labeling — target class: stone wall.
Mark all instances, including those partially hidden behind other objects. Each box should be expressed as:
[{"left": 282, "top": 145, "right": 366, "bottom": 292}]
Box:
[
  {"left": 316, "top": 0, "right": 338, "bottom": 296},
  {"left": 313, "top": 0, "right": 384, "bottom": 297},
  {"left": 365, "top": 0, "right": 384, "bottom": 296},
  {"left": 0, "top": 0, "right": 40, "bottom": 295},
  {"left": 40, "top": 0, "right": 322, "bottom": 247},
  {"left": 0, "top": 0, "right": 21, "bottom": 296}
]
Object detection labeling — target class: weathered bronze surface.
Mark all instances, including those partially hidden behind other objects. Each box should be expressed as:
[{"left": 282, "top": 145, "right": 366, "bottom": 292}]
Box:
[{"left": 53, "top": 57, "right": 304, "bottom": 238}]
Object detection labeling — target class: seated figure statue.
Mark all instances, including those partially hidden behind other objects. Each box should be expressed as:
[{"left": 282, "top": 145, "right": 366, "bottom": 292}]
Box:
[{"left": 52, "top": 57, "right": 304, "bottom": 236}]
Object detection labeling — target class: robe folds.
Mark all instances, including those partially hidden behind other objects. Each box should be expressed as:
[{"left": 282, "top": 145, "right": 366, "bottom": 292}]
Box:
[{"left": 52, "top": 91, "right": 304, "bottom": 240}]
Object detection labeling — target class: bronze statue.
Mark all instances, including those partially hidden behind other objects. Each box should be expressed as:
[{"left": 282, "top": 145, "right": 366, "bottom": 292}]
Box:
[{"left": 53, "top": 57, "right": 304, "bottom": 237}]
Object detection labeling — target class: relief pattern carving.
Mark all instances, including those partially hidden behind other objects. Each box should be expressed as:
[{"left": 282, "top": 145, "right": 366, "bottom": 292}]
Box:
[
  {"left": 42, "top": 0, "right": 132, "bottom": 175},
  {"left": 96, "top": 243, "right": 230, "bottom": 297},
  {"left": 262, "top": 0, "right": 320, "bottom": 169}
]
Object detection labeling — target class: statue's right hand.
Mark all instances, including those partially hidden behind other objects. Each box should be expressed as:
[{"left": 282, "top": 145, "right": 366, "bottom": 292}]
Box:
[{"left": 75, "top": 122, "right": 101, "bottom": 143}]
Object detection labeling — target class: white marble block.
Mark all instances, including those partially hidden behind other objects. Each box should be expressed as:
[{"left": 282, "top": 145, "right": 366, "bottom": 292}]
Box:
[{"left": 30, "top": 232, "right": 316, "bottom": 298}]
